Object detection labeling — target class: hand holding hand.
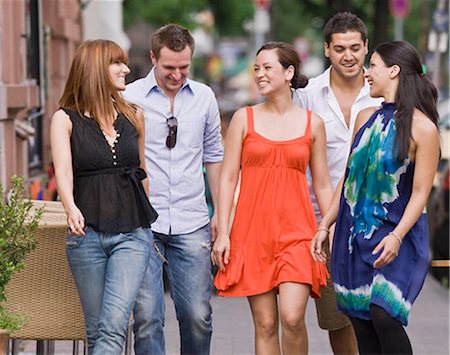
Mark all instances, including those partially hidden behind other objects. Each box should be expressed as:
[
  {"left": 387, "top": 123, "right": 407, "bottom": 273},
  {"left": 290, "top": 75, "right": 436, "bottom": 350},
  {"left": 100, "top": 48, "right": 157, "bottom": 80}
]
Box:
[
  {"left": 211, "top": 234, "right": 230, "bottom": 272},
  {"left": 310, "top": 228, "right": 329, "bottom": 263}
]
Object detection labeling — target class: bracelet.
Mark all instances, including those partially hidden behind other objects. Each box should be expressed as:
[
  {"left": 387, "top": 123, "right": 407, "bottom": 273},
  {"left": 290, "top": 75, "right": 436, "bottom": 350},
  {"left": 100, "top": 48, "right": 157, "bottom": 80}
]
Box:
[
  {"left": 389, "top": 231, "right": 402, "bottom": 245},
  {"left": 317, "top": 227, "right": 330, "bottom": 234}
]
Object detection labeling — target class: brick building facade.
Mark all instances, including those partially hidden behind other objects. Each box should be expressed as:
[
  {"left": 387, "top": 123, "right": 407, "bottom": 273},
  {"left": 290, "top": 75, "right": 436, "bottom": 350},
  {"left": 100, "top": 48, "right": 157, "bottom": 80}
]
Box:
[{"left": 0, "top": 0, "right": 81, "bottom": 189}]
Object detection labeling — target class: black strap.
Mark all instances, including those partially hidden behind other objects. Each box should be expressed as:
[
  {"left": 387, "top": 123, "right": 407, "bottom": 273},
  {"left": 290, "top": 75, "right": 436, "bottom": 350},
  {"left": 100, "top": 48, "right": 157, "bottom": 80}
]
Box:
[{"left": 76, "top": 167, "right": 158, "bottom": 224}]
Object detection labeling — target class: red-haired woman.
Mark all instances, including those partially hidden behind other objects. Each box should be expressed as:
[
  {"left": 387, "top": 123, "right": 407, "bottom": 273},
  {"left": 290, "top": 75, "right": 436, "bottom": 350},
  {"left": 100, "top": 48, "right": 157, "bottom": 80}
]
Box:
[{"left": 50, "top": 39, "right": 157, "bottom": 354}]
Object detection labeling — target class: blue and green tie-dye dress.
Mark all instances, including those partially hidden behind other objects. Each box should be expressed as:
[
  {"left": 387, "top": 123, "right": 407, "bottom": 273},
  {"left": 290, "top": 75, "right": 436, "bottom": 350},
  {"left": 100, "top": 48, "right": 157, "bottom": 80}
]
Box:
[{"left": 331, "top": 102, "right": 429, "bottom": 326}]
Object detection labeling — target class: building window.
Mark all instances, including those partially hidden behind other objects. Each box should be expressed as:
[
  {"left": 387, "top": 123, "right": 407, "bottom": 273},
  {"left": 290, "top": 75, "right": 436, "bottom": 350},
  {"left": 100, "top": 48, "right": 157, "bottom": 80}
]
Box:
[
  {"left": 28, "top": 109, "right": 43, "bottom": 171},
  {"left": 26, "top": 0, "right": 40, "bottom": 82},
  {"left": 26, "top": 0, "right": 43, "bottom": 173}
]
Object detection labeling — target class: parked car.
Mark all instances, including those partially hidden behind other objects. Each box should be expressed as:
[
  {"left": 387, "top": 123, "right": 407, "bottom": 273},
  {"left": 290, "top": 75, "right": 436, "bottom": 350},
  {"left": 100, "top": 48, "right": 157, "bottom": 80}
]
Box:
[{"left": 427, "top": 97, "right": 449, "bottom": 287}]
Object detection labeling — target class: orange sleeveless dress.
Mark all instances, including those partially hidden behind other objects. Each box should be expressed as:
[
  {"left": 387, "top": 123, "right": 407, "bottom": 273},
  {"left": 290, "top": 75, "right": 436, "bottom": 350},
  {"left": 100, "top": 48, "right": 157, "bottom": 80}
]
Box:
[{"left": 214, "top": 106, "right": 328, "bottom": 298}]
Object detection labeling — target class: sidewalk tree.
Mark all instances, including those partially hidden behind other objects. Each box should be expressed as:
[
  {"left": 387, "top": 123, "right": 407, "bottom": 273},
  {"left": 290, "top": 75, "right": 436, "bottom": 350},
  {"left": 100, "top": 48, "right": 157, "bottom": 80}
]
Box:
[
  {"left": 270, "top": 0, "right": 434, "bottom": 61},
  {"left": 123, "top": 0, "right": 254, "bottom": 36}
]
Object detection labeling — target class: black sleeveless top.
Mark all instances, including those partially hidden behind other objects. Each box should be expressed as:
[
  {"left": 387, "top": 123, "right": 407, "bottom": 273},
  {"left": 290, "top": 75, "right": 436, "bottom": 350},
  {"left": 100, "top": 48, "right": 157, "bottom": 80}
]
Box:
[{"left": 63, "top": 108, "right": 158, "bottom": 233}]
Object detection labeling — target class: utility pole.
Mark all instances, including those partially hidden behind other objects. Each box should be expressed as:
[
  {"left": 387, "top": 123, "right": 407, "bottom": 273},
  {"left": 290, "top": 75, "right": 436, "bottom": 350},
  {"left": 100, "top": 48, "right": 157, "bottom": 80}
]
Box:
[
  {"left": 390, "top": 0, "right": 410, "bottom": 40},
  {"left": 252, "top": 0, "right": 271, "bottom": 54},
  {"left": 429, "top": 0, "right": 449, "bottom": 87}
]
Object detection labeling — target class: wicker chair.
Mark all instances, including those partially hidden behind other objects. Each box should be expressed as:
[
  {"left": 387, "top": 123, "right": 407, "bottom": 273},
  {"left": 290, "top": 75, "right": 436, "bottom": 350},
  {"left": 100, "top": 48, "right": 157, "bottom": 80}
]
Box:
[{"left": 4, "top": 202, "right": 86, "bottom": 353}]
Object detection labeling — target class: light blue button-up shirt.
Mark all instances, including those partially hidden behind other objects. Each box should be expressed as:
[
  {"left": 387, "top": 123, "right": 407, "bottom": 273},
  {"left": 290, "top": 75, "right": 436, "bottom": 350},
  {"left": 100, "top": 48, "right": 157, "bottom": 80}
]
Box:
[{"left": 123, "top": 68, "right": 223, "bottom": 235}]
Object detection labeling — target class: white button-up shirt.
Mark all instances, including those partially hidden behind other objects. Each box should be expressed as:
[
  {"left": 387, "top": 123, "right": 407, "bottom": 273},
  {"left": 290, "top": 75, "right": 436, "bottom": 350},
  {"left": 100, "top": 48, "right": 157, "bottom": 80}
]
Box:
[
  {"left": 293, "top": 66, "right": 382, "bottom": 220},
  {"left": 123, "top": 68, "right": 223, "bottom": 235}
]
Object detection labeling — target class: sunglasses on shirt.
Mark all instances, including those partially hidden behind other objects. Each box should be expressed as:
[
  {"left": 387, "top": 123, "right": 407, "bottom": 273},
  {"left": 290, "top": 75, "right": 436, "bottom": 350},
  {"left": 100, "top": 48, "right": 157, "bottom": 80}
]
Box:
[{"left": 166, "top": 116, "right": 178, "bottom": 149}]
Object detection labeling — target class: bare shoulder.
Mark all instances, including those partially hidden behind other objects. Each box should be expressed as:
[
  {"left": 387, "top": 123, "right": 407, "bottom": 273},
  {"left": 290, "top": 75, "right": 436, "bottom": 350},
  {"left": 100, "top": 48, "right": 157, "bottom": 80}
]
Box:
[
  {"left": 307, "top": 111, "right": 326, "bottom": 141},
  {"left": 52, "top": 108, "right": 70, "bottom": 121},
  {"left": 358, "top": 106, "right": 378, "bottom": 119},
  {"left": 51, "top": 109, "right": 71, "bottom": 129},
  {"left": 50, "top": 109, "right": 72, "bottom": 138},
  {"left": 354, "top": 106, "right": 379, "bottom": 132},
  {"left": 412, "top": 109, "right": 440, "bottom": 147},
  {"left": 231, "top": 106, "right": 248, "bottom": 125},
  {"left": 310, "top": 111, "right": 325, "bottom": 129},
  {"left": 228, "top": 106, "right": 249, "bottom": 137},
  {"left": 412, "top": 109, "right": 439, "bottom": 135}
]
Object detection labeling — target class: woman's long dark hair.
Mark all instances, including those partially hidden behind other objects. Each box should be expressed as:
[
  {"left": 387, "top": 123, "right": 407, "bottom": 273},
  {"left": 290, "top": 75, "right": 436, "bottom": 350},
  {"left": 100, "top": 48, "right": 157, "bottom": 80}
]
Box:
[{"left": 375, "top": 41, "right": 439, "bottom": 161}]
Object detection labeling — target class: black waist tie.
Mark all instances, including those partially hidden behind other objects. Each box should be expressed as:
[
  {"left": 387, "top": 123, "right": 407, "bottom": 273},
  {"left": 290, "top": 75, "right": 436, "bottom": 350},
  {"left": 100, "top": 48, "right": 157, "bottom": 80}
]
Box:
[{"left": 76, "top": 167, "right": 158, "bottom": 225}]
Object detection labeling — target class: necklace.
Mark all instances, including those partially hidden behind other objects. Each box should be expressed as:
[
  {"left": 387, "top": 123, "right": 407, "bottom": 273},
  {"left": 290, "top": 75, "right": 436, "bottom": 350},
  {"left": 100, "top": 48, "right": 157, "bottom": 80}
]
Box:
[{"left": 101, "top": 127, "right": 120, "bottom": 152}]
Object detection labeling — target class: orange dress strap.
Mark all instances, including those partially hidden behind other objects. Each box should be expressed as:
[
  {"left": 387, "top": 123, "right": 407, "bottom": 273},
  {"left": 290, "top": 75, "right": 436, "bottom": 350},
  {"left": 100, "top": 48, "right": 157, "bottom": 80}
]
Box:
[{"left": 245, "top": 106, "right": 255, "bottom": 134}]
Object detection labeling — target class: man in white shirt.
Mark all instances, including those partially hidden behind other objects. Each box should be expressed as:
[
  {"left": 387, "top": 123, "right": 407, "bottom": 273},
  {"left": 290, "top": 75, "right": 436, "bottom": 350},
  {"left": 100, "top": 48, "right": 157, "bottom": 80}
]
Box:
[{"left": 294, "top": 12, "right": 382, "bottom": 354}]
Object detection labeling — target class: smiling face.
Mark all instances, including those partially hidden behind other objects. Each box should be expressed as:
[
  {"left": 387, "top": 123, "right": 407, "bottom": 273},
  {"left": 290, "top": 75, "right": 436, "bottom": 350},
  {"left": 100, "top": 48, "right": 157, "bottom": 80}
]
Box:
[
  {"left": 365, "top": 51, "right": 395, "bottom": 99},
  {"left": 151, "top": 46, "right": 192, "bottom": 97},
  {"left": 108, "top": 61, "right": 130, "bottom": 91},
  {"left": 325, "top": 31, "right": 368, "bottom": 80},
  {"left": 253, "top": 48, "right": 293, "bottom": 96}
]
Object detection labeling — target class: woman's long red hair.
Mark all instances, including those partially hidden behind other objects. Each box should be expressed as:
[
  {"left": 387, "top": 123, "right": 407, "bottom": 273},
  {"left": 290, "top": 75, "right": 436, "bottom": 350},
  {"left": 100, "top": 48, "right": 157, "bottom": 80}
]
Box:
[{"left": 59, "top": 39, "right": 142, "bottom": 134}]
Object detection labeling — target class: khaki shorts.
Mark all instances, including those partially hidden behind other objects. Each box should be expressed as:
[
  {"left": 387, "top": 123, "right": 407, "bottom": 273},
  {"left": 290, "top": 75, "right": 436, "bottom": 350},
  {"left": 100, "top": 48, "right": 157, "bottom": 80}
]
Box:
[{"left": 314, "top": 239, "right": 351, "bottom": 331}]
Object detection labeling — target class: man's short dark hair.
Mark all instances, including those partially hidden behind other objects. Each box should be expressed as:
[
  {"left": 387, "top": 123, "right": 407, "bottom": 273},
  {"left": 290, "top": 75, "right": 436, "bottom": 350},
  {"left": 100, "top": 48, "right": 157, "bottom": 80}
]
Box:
[
  {"left": 323, "top": 12, "right": 368, "bottom": 45},
  {"left": 151, "top": 24, "right": 195, "bottom": 59}
]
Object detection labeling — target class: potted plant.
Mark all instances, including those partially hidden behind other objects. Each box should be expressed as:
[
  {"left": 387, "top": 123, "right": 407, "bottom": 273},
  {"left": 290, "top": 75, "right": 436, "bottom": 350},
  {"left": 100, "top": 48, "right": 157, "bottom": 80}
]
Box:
[{"left": 0, "top": 176, "right": 43, "bottom": 348}]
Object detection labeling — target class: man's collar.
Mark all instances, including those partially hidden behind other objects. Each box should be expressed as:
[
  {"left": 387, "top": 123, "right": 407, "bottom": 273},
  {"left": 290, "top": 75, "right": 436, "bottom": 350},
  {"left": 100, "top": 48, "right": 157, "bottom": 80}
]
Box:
[
  {"left": 144, "top": 68, "right": 194, "bottom": 97},
  {"left": 321, "top": 66, "right": 333, "bottom": 89}
]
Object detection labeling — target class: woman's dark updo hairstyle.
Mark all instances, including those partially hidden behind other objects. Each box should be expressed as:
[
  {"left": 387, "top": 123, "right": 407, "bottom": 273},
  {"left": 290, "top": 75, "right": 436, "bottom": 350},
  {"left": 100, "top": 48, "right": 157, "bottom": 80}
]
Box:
[
  {"left": 257, "top": 41, "right": 308, "bottom": 89},
  {"left": 374, "top": 41, "right": 439, "bottom": 161}
]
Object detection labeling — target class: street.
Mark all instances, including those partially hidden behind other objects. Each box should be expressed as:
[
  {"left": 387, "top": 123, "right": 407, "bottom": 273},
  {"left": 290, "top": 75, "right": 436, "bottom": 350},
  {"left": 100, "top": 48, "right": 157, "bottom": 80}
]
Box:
[
  {"left": 17, "top": 273, "right": 449, "bottom": 354},
  {"left": 163, "top": 273, "right": 449, "bottom": 355}
]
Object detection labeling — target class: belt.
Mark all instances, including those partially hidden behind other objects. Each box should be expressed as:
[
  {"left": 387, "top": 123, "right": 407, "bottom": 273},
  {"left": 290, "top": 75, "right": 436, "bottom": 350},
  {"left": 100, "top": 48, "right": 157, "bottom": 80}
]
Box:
[{"left": 75, "top": 167, "right": 158, "bottom": 224}]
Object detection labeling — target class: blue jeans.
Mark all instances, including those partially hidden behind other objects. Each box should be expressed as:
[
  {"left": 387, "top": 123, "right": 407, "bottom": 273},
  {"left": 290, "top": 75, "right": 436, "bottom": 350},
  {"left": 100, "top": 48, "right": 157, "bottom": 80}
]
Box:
[
  {"left": 133, "top": 224, "right": 213, "bottom": 355},
  {"left": 66, "top": 227, "right": 152, "bottom": 355}
]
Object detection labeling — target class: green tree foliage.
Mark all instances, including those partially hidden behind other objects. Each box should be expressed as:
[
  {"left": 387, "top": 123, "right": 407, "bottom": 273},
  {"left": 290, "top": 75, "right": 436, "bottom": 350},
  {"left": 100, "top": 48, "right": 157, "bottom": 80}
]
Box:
[
  {"left": 124, "top": 0, "right": 209, "bottom": 29},
  {"left": 124, "top": 0, "right": 435, "bottom": 51},
  {"left": 209, "top": 0, "right": 254, "bottom": 36},
  {"left": 123, "top": 0, "right": 254, "bottom": 36},
  {"left": 270, "top": 0, "right": 435, "bottom": 57}
]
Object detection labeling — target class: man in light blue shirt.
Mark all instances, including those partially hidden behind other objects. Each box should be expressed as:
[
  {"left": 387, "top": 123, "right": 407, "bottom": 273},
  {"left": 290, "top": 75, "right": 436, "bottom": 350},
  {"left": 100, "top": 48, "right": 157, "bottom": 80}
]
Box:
[{"left": 124, "top": 24, "right": 223, "bottom": 355}]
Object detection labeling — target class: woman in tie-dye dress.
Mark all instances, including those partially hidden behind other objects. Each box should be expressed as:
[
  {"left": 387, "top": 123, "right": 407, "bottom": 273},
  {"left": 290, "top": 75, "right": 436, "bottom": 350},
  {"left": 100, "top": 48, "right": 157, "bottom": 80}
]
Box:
[{"left": 311, "top": 41, "right": 440, "bottom": 355}]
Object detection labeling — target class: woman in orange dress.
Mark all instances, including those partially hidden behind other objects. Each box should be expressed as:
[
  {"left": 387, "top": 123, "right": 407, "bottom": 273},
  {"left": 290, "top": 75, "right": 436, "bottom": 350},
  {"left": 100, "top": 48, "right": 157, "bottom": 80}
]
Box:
[{"left": 212, "top": 42, "right": 333, "bottom": 354}]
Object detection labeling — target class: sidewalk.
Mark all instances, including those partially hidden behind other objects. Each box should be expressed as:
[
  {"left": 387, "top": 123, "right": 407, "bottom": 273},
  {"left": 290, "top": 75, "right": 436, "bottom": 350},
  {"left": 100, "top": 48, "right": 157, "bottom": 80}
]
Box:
[
  {"left": 16, "top": 273, "right": 449, "bottom": 354},
  {"left": 164, "top": 273, "right": 449, "bottom": 355}
]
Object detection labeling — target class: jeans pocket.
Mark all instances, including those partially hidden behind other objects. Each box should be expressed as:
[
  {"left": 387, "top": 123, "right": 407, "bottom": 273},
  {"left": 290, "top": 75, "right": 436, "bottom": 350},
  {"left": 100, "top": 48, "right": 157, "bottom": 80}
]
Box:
[{"left": 66, "top": 234, "right": 86, "bottom": 249}]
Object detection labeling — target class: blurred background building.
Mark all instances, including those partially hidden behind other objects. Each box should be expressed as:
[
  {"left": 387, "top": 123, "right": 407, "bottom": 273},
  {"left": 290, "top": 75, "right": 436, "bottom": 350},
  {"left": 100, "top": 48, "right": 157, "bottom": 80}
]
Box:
[
  {"left": 0, "top": 0, "right": 80, "bottom": 189},
  {"left": 0, "top": 0, "right": 129, "bottom": 191}
]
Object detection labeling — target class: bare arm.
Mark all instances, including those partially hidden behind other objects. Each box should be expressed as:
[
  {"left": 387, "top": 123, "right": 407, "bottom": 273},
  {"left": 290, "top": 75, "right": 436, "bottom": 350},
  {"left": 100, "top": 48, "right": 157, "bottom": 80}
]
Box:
[
  {"left": 310, "top": 107, "right": 377, "bottom": 261},
  {"left": 309, "top": 112, "right": 333, "bottom": 217},
  {"left": 205, "top": 161, "right": 222, "bottom": 242},
  {"left": 136, "top": 110, "right": 150, "bottom": 197},
  {"left": 310, "top": 177, "right": 344, "bottom": 262},
  {"left": 50, "top": 109, "right": 85, "bottom": 236},
  {"left": 211, "top": 108, "right": 246, "bottom": 271},
  {"left": 372, "top": 111, "right": 440, "bottom": 268}
]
